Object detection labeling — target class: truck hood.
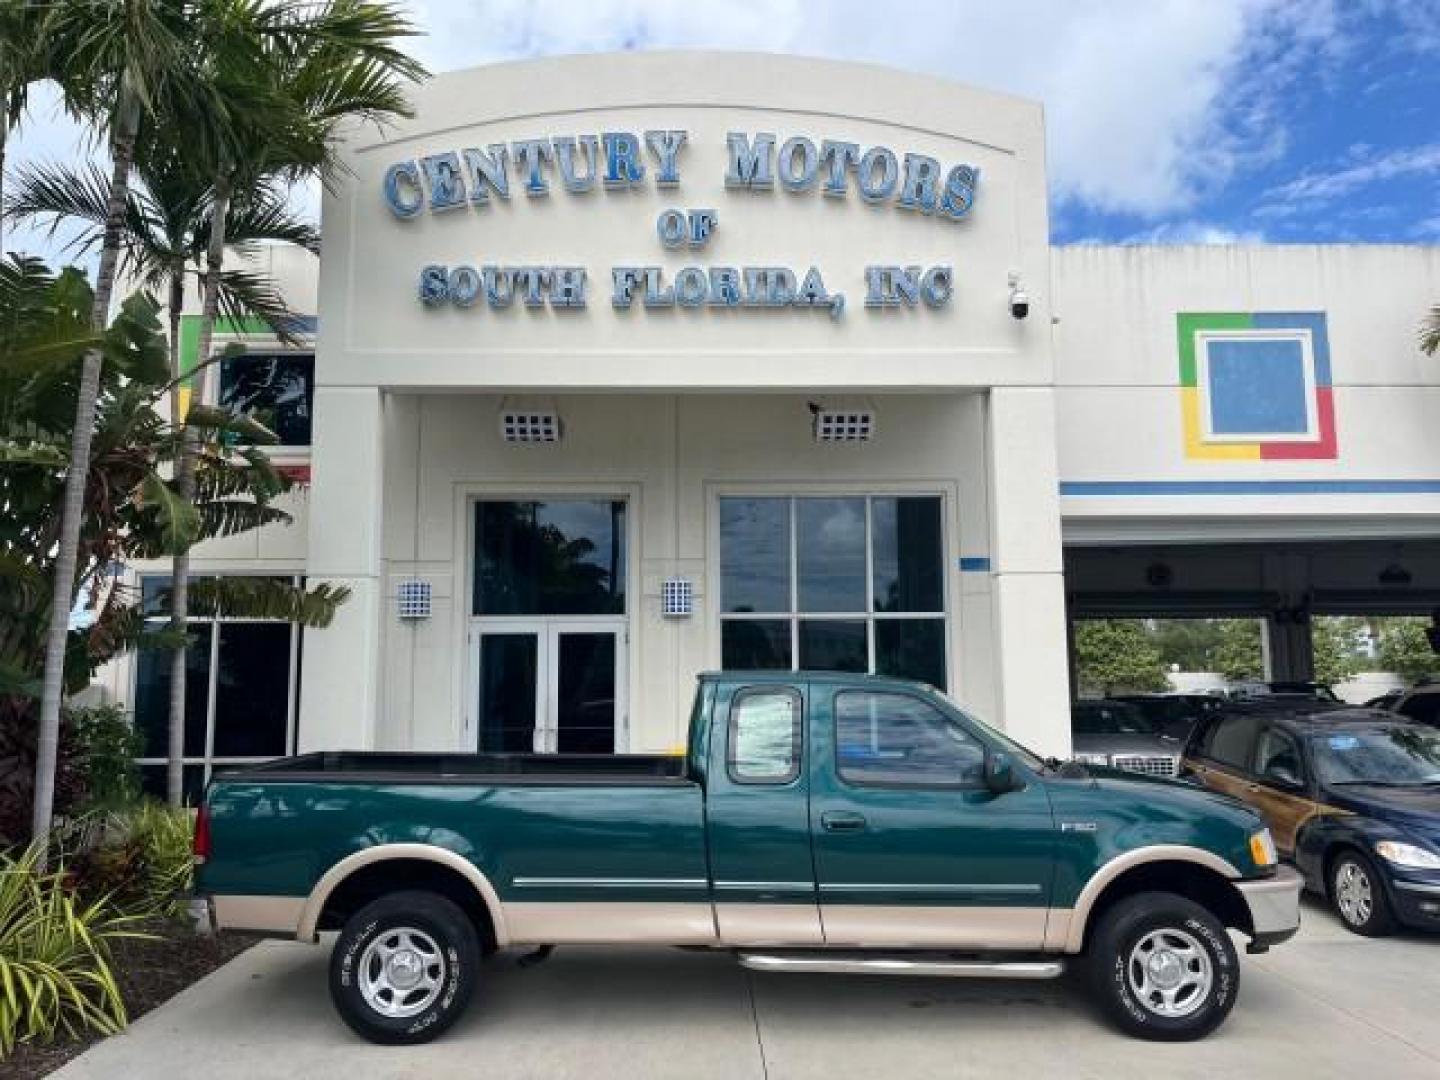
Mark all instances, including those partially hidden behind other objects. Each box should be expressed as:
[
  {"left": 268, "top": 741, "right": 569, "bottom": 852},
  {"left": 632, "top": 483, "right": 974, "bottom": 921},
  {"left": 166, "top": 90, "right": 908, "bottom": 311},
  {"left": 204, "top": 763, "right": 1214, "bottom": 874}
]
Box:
[
  {"left": 1072, "top": 733, "right": 1181, "bottom": 757},
  {"left": 1081, "top": 763, "right": 1259, "bottom": 818}
]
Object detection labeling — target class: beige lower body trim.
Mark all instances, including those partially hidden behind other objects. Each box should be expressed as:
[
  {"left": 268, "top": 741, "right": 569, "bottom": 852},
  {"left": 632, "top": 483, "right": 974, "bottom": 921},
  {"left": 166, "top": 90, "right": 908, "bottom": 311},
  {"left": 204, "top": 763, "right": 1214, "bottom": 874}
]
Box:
[
  {"left": 716, "top": 903, "right": 825, "bottom": 946},
  {"left": 505, "top": 902, "right": 718, "bottom": 945},
  {"left": 1042, "top": 908, "right": 1074, "bottom": 951},
  {"left": 213, "top": 894, "right": 305, "bottom": 935},
  {"left": 819, "top": 905, "right": 1047, "bottom": 949}
]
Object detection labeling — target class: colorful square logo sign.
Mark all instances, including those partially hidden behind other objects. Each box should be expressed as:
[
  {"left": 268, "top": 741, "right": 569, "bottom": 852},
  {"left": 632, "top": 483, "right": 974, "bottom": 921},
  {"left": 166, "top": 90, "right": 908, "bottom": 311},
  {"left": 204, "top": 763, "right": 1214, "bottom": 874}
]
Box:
[{"left": 1177, "top": 312, "right": 1336, "bottom": 460}]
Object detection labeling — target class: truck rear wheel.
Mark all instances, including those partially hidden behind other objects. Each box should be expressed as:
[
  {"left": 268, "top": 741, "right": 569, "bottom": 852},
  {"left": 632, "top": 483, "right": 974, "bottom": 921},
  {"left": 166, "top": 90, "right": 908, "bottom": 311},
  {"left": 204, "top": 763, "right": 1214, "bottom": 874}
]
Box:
[
  {"left": 1086, "top": 891, "right": 1238, "bottom": 1041},
  {"left": 329, "top": 890, "right": 479, "bottom": 1045}
]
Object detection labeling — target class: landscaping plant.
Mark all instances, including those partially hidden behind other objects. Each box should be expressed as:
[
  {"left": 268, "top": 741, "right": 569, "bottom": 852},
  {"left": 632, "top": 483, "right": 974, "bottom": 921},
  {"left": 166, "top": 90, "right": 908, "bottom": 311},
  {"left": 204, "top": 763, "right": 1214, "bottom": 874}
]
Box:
[
  {"left": 60, "top": 803, "right": 195, "bottom": 921},
  {"left": 0, "top": 842, "right": 141, "bottom": 1054}
]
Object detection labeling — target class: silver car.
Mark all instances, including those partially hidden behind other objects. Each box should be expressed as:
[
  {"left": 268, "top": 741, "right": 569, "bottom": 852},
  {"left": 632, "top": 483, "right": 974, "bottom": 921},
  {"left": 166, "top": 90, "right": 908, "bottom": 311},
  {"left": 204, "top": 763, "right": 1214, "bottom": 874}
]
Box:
[{"left": 1071, "top": 699, "right": 1182, "bottom": 778}]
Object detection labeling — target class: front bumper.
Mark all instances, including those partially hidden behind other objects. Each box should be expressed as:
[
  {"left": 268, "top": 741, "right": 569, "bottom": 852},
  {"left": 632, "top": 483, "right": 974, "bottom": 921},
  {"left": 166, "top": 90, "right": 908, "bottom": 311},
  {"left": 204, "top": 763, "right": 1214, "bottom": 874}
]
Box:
[
  {"left": 1388, "top": 875, "right": 1440, "bottom": 931},
  {"left": 1235, "top": 865, "right": 1303, "bottom": 951}
]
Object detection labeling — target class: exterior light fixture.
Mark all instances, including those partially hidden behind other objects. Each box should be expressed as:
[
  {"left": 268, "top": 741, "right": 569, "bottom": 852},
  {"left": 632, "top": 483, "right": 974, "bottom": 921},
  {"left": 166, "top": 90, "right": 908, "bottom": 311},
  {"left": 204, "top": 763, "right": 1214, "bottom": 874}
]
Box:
[
  {"left": 396, "top": 578, "right": 432, "bottom": 619},
  {"left": 1378, "top": 563, "right": 1412, "bottom": 586},
  {"left": 661, "top": 578, "right": 694, "bottom": 617}
]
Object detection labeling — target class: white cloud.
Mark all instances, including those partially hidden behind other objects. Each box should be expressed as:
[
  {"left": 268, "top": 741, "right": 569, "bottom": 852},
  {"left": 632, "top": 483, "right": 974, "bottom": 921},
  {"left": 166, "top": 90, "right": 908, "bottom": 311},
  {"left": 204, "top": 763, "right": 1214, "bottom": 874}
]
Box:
[
  {"left": 1264, "top": 143, "right": 1440, "bottom": 204},
  {"left": 2, "top": 0, "right": 1365, "bottom": 268},
  {"left": 403, "top": 0, "right": 1344, "bottom": 218},
  {"left": 1116, "top": 221, "right": 1267, "bottom": 245}
]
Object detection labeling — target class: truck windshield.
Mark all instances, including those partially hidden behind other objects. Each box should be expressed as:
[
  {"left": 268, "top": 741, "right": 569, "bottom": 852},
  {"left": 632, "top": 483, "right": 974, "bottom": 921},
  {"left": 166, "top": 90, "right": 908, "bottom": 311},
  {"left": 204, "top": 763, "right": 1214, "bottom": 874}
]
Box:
[{"left": 1311, "top": 727, "right": 1440, "bottom": 786}]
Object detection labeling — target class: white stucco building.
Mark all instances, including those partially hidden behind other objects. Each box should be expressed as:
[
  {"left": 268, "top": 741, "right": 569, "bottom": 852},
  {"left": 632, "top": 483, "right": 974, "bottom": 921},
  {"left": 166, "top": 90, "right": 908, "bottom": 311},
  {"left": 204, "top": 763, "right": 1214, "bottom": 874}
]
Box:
[{"left": 100, "top": 54, "right": 1440, "bottom": 798}]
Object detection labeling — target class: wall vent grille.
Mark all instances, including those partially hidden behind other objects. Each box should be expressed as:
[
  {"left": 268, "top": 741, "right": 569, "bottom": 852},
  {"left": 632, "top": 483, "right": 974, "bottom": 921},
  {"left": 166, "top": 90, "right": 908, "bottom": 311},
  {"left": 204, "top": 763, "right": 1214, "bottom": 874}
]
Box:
[
  {"left": 813, "top": 410, "right": 875, "bottom": 442},
  {"left": 500, "top": 412, "right": 562, "bottom": 443}
]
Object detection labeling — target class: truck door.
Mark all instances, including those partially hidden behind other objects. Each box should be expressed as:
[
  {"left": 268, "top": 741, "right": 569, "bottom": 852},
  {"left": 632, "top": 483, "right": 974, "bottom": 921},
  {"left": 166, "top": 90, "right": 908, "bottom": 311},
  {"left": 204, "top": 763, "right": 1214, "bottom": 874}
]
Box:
[
  {"left": 808, "top": 684, "right": 1055, "bottom": 949},
  {"left": 705, "top": 682, "right": 824, "bottom": 945}
]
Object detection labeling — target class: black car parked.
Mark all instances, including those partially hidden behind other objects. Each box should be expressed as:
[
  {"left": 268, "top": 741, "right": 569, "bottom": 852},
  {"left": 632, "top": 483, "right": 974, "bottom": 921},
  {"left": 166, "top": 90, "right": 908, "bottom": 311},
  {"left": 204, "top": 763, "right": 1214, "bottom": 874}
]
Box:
[
  {"left": 1182, "top": 703, "right": 1440, "bottom": 936},
  {"left": 1113, "top": 693, "right": 1225, "bottom": 741}
]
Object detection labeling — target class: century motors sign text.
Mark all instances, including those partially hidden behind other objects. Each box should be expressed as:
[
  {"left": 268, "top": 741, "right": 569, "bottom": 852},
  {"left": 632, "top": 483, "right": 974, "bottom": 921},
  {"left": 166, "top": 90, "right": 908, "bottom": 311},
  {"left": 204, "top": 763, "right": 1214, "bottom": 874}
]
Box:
[{"left": 382, "top": 130, "right": 980, "bottom": 318}]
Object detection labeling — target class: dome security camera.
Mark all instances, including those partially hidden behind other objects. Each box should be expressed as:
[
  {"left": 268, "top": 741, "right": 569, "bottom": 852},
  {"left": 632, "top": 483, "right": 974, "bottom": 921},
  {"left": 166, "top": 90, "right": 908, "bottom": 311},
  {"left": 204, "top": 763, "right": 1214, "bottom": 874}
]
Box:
[{"left": 1007, "top": 272, "right": 1029, "bottom": 320}]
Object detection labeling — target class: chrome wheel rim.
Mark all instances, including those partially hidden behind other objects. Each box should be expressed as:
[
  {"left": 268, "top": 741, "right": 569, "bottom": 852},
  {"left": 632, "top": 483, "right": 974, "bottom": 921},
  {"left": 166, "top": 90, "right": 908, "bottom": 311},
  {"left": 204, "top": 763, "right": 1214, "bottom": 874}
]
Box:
[
  {"left": 357, "top": 927, "right": 446, "bottom": 1019},
  {"left": 1126, "top": 928, "right": 1213, "bottom": 1019},
  {"left": 1335, "top": 861, "right": 1373, "bottom": 926}
]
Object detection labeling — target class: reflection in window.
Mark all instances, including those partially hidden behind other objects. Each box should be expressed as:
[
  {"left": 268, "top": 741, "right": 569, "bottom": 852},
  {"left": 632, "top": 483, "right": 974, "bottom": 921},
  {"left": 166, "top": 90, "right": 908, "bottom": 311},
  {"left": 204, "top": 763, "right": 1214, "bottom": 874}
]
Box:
[
  {"left": 722, "top": 620, "right": 792, "bottom": 670},
  {"left": 836, "top": 691, "right": 984, "bottom": 786},
  {"left": 718, "top": 496, "right": 948, "bottom": 688},
  {"left": 798, "top": 620, "right": 867, "bottom": 672},
  {"left": 218, "top": 353, "right": 314, "bottom": 447},
  {"left": 797, "top": 498, "right": 865, "bottom": 612},
  {"left": 474, "top": 501, "right": 626, "bottom": 616},
  {"left": 133, "top": 575, "right": 301, "bottom": 801},
  {"left": 729, "top": 690, "right": 801, "bottom": 783},
  {"left": 720, "top": 498, "right": 790, "bottom": 613}
]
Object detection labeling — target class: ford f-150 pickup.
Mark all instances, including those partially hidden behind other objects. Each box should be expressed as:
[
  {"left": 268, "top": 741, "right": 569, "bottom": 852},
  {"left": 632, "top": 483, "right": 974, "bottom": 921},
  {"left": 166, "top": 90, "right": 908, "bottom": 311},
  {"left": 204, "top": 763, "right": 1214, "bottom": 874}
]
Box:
[{"left": 195, "top": 672, "right": 1302, "bottom": 1044}]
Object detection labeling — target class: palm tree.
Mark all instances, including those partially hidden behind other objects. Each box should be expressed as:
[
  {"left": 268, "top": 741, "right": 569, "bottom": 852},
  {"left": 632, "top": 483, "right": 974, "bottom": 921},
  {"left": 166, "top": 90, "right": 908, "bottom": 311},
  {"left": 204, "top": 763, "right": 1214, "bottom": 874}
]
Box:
[
  {"left": 159, "top": 0, "right": 422, "bottom": 802},
  {"left": 0, "top": 255, "right": 346, "bottom": 837},
  {"left": 6, "top": 143, "right": 319, "bottom": 804},
  {"left": 29, "top": 0, "right": 214, "bottom": 847},
  {"left": 4, "top": 152, "right": 319, "bottom": 390},
  {"left": 0, "top": 0, "right": 52, "bottom": 257},
  {"left": 1422, "top": 304, "right": 1439, "bottom": 357}
]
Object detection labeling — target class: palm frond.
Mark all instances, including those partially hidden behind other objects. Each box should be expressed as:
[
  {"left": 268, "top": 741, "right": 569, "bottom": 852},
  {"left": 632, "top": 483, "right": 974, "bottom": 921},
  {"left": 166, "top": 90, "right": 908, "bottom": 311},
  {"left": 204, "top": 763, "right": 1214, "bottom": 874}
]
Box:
[
  {"left": 187, "top": 576, "right": 349, "bottom": 626},
  {"left": 1421, "top": 303, "right": 1440, "bottom": 357}
]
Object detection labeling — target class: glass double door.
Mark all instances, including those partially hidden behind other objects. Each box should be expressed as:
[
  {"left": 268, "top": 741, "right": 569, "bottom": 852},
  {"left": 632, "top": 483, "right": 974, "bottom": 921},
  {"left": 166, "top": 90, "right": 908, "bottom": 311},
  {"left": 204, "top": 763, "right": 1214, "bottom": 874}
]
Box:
[{"left": 471, "top": 621, "right": 627, "bottom": 754}]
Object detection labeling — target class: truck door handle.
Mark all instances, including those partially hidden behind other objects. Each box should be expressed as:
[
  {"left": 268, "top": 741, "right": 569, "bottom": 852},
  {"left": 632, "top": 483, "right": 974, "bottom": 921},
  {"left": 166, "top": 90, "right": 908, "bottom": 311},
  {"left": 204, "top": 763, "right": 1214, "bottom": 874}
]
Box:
[{"left": 821, "top": 811, "right": 867, "bottom": 833}]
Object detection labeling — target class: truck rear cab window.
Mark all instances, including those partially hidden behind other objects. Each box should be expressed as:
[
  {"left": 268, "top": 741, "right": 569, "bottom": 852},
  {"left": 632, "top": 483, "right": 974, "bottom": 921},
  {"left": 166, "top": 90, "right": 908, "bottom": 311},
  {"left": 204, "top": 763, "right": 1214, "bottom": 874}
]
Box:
[
  {"left": 835, "top": 690, "right": 983, "bottom": 787},
  {"left": 728, "top": 688, "right": 802, "bottom": 783}
]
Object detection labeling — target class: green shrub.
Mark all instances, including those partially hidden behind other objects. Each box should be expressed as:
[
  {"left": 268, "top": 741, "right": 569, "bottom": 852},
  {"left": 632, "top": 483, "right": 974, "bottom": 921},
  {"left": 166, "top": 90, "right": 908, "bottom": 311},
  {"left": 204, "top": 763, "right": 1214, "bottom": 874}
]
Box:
[
  {"left": 61, "top": 804, "right": 195, "bottom": 921},
  {"left": 70, "top": 703, "right": 144, "bottom": 810},
  {"left": 0, "top": 843, "right": 142, "bottom": 1054}
]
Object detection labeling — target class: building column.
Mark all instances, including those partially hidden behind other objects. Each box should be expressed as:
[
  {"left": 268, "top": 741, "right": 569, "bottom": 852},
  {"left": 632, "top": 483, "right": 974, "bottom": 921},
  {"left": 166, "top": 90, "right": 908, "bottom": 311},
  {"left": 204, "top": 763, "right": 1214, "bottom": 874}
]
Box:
[
  {"left": 987, "top": 388, "right": 1072, "bottom": 757},
  {"left": 298, "top": 386, "right": 385, "bottom": 751}
]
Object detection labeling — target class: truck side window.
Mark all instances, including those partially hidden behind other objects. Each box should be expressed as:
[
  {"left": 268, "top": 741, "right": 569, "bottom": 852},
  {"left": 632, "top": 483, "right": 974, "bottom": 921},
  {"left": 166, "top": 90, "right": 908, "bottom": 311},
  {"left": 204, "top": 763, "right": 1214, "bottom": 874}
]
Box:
[
  {"left": 1203, "top": 716, "right": 1259, "bottom": 771},
  {"left": 728, "top": 688, "right": 802, "bottom": 784},
  {"left": 835, "top": 691, "right": 984, "bottom": 787}
]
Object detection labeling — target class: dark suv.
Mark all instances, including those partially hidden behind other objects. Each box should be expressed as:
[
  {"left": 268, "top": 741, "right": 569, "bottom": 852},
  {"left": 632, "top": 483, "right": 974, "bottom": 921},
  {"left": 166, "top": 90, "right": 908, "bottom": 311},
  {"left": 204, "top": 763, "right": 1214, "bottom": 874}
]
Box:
[{"left": 1181, "top": 702, "right": 1440, "bottom": 936}]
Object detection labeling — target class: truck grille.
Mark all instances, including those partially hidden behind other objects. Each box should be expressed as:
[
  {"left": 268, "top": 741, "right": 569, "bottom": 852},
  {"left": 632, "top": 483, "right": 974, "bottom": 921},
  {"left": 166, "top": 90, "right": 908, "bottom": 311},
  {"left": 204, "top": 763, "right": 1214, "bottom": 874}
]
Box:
[{"left": 1110, "top": 754, "right": 1178, "bottom": 778}]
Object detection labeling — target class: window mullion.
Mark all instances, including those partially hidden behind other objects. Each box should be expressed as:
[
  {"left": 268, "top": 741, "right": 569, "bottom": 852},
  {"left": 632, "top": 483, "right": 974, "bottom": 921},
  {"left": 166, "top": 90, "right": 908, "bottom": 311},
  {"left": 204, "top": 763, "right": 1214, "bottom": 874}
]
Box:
[
  {"left": 204, "top": 619, "right": 221, "bottom": 788},
  {"left": 864, "top": 496, "right": 876, "bottom": 674},
  {"left": 789, "top": 497, "right": 799, "bottom": 671}
]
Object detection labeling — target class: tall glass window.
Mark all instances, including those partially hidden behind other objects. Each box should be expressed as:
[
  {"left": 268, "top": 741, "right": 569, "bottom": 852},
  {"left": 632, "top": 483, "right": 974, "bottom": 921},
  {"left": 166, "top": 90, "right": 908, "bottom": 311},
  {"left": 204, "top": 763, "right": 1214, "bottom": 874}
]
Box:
[
  {"left": 133, "top": 575, "right": 302, "bottom": 802},
  {"left": 473, "top": 500, "right": 627, "bottom": 616},
  {"left": 719, "top": 495, "right": 948, "bottom": 688}
]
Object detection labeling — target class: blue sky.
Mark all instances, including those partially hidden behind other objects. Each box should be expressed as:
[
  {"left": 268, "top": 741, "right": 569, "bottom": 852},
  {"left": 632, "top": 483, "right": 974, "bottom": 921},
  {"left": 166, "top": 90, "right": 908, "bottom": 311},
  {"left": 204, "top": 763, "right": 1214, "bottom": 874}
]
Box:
[{"left": 8, "top": 0, "right": 1439, "bottom": 258}]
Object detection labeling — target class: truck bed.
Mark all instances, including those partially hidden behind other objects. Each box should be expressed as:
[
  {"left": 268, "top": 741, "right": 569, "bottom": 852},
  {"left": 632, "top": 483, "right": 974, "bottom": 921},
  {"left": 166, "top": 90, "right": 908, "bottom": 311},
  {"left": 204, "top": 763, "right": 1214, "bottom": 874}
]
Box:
[{"left": 214, "top": 751, "right": 693, "bottom": 786}]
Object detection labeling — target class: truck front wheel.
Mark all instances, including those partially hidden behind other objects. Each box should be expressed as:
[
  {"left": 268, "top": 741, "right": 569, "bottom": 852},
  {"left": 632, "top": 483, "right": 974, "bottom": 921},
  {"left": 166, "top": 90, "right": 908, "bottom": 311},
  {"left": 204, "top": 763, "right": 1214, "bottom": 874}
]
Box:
[
  {"left": 1086, "top": 891, "right": 1238, "bottom": 1041},
  {"left": 329, "top": 890, "right": 480, "bottom": 1045}
]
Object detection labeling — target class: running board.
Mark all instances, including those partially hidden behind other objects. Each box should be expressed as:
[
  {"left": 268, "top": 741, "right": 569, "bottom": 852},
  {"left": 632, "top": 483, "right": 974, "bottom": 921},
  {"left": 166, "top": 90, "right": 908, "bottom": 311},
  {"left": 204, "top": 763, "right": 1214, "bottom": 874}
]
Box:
[{"left": 738, "top": 952, "right": 1065, "bottom": 980}]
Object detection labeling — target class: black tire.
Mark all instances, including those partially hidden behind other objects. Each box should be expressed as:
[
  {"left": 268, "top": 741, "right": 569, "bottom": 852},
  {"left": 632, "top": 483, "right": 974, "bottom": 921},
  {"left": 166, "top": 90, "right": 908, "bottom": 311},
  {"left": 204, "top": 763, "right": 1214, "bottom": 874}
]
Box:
[
  {"left": 1329, "top": 849, "right": 1396, "bottom": 937},
  {"left": 329, "top": 890, "right": 480, "bottom": 1045},
  {"left": 1086, "top": 891, "right": 1239, "bottom": 1041}
]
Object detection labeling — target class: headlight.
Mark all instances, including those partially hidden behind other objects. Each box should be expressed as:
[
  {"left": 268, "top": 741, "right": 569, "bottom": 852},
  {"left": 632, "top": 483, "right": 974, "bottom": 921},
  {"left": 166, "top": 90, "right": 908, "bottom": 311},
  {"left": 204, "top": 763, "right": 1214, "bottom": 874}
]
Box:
[
  {"left": 1073, "top": 753, "right": 1110, "bottom": 766},
  {"left": 1374, "top": 840, "right": 1440, "bottom": 870},
  {"left": 1249, "top": 829, "right": 1278, "bottom": 868}
]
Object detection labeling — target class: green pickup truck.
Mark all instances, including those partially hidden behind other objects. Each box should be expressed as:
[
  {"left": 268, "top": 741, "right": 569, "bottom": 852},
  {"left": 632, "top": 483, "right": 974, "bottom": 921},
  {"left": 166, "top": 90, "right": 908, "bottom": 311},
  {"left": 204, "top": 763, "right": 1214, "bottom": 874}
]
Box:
[{"left": 196, "top": 672, "right": 1301, "bottom": 1045}]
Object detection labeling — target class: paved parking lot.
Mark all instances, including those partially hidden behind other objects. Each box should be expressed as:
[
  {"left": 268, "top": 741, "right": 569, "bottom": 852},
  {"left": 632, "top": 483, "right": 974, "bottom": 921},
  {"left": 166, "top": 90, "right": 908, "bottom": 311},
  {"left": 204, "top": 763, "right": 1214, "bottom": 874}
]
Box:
[{"left": 56, "top": 898, "right": 1440, "bottom": 1079}]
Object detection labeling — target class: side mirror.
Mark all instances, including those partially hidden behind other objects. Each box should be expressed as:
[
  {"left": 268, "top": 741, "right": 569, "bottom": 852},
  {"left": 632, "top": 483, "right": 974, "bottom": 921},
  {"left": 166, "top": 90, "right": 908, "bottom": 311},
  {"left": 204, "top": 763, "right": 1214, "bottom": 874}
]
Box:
[{"left": 983, "top": 750, "right": 1020, "bottom": 795}]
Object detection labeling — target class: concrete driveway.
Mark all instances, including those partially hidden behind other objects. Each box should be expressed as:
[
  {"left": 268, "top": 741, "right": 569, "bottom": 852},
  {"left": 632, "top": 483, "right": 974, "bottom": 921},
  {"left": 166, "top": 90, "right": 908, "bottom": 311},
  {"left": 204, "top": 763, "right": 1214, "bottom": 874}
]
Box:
[{"left": 56, "top": 898, "right": 1440, "bottom": 1080}]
